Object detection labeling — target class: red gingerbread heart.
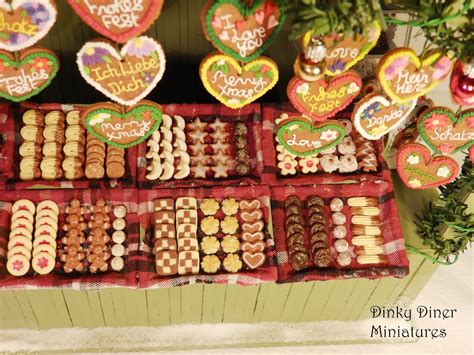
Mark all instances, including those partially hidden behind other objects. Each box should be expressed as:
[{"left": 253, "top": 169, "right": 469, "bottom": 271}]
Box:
[
  {"left": 287, "top": 71, "right": 362, "bottom": 121},
  {"left": 396, "top": 143, "right": 459, "bottom": 189}
]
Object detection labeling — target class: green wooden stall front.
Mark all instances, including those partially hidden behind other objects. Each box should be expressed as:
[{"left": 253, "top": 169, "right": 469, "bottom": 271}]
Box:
[{"left": 0, "top": 1, "right": 455, "bottom": 330}]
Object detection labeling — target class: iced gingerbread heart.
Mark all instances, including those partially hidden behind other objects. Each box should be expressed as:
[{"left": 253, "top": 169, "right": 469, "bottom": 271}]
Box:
[
  {"left": 0, "top": 0, "right": 57, "bottom": 51},
  {"left": 67, "top": 0, "right": 164, "bottom": 43},
  {"left": 352, "top": 93, "right": 416, "bottom": 140},
  {"left": 377, "top": 47, "right": 452, "bottom": 103},
  {"left": 199, "top": 53, "right": 278, "bottom": 109},
  {"left": 276, "top": 116, "right": 345, "bottom": 156},
  {"left": 202, "top": 0, "right": 285, "bottom": 62},
  {"left": 77, "top": 36, "right": 166, "bottom": 106},
  {"left": 82, "top": 100, "right": 162, "bottom": 148},
  {"left": 287, "top": 71, "right": 361, "bottom": 121},
  {"left": 417, "top": 107, "right": 474, "bottom": 155},
  {"left": 0, "top": 47, "right": 59, "bottom": 102},
  {"left": 396, "top": 143, "right": 459, "bottom": 190},
  {"left": 302, "top": 21, "right": 381, "bottom": 76}
]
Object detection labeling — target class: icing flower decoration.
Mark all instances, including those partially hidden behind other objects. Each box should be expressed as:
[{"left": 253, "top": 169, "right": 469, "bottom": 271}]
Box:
[
  {"left": 328, "top": 60, "right": 346, "bottom": 74},
  {"left": 217, "top": 59, "right": 226, "bottom": 66},
  {"left": 299, "top": 157, "right": 319, "bottom": 173},
  {"left": 32, "top": 57, "right": 49, "bottom": 72},
  {"left": 408, "top": 178, "right": 422, "bottom": 188},
  {"left": 141, "top": 71, "right": 154, "bottom": 84},
  {"left": 436, "top": 165, "right": 451, "bottom": 178},
  {"left": 227, "top": 98, "right": 240, "bottom": 105},
  {"left": 438, "top": 143, "right": 455, "bottom": 155},
  {"left": 320, "top": 129, "right": 339, "bottom": 141},
  {"left": 296, "top": 83, "right": 309, "bottom": 95},
  {"left": 82, "top": 46, "right": 109, "bottom": 66},
  {"left": 432, "top": 56, "right": 452, "bottom": 80},
  {"left": 127, "top": 38, "right": 156, "bottom": 58},
  {"left": 23, "top": 3, "right": 50, "bottom": 26},
  {"left": 369, "top": 124, "right": 388, "bottom": 137},
  {"left": 12, "top": 259, "right": 24, "bottom": 271},
  {"left": 406, "top": 153, "right": 420, "bottom": 165},
  {"left": 261, "top": 65, "right": 270, "bottom": 74},
  {"left": 277, "top": 155, "right": 297, "bottom": 175},
  {"left": 384, "top": 56, "right": 409, "bottom": 80},
  {"left": 424, "top": 113, "right": 450, "bottom": 129},
  {"left": 346, "top": 82, "right": 360, "bottom": 95},
  {"left": 8, "top": 33, "right": 28, "bottom": 45},
  {"left": 361, "top": 102, "right": 382, "bottom": 120}
]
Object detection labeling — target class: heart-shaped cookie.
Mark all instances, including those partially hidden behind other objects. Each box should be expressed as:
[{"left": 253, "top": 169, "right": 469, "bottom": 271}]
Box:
[
  {"left": 276, "top": 116, "right": 345, "bottom": 156},
  {"left": 202, "top": 0, "right": 285, "bottom": 62},
  {"left": 67, "top": 0, "right": 164, "bottom": 43},
  {"left": 77, "top": 36, "right": 166, "bottom": 106},
  {"left": 240, "top": 231, "right": 264, "bottom": 242},
  {"left": 199, "top": 53, "right": 278, "bottom": 109},
  {"left": 82, "top": 100, "right": 162, "bottom": 148},
  {"left": 417, "top": 107, "right": 474, "bottom": 155},
  {"left": 302, "top": 21, "right": 381, "bottom": 76},
  {"left": 0, "top": 0, "right": 57, "bottom": 51},
  {"left": 396, "top": 143, "right": 459, "bottom": 190},
  {"left": 242, "top": 251, "right": 265, "bottom": 269},
  {"left": 377, "top": 47, "right": 452, "bottom": 103},
  {"left": 240, "top": 200, "right": 261, "bottom": 211},
  {"left": 287, "top": 71, "right": 362, "bottom": 121},
  {"left": 352, "top": 94, "right": 417, "bottom": 140},
  {"left": 0, "top": 47, "right": 59, "bottom": 102}
]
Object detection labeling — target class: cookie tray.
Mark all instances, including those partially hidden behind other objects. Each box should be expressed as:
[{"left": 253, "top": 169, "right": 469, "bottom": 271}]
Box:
[
  {"left": 1, "top": 102, "right": 138, "bottom": 189},
  {"left": 137, "top": 185, "right": 277, "bottom": 288},
  {"left": 260, "top": 103, "right": 392, "bottom": 186},
  {"left": 0, "top": 189, "right": 139, "bottom": 290},
  {"left": 137, "top": 103, "right": 264, "bottom": 189},
  {"left": 271, "top": 181, "right": 409, "bottom": 283}
]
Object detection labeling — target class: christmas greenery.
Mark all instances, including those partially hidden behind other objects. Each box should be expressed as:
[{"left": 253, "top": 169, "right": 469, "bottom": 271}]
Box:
[{"left": 414, "top": 157, "right": 473, "bottom": 262}]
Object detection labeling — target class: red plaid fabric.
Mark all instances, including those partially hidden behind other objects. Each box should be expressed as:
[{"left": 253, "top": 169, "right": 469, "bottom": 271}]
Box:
[
  {"left": 0, "top": 189, "right": 139, "bottom": 289},
  {"left": 137, "top": 186, "right": 277, "bottom": 288},
  {"left": 137, "top": 103, "right": 264, "bottom": 189},
  {"left": 260, "top": 103, "right": 391, "bottom": 186},
  {"left": 1, "top": 102, "right": 137, "bottom": 190},
  {"left": 271, "top": 180, "right": 409, "bottom": 283}
]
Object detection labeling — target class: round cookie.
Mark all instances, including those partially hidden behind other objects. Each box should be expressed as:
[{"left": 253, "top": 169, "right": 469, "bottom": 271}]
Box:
[
  {"left": 12, "top": 199, "right": 35, "bottom": 214},
  {"left": 7, "top": 254, "right": 30, "bottom": 276},
  {"left": 32, "top": 252, "right": 55, "bottom": 274}
]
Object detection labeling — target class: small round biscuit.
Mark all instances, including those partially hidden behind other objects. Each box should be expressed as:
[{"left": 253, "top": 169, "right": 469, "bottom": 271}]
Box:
[
  {"left": 32, "top": 243, "right": 56, "bottom": 257},
  {"left": 36, "top": 215, "right": 58, "bottom": 232},
  {"left": 43, "top": 142, "right": 62, "bottom": 156},
  {"left": 8, "top": 235, "right": 33, "bottom": 250},
  {"left": 7, "top": 254, "right": 30, "bottom": 276},
  {"left": 34, "top": 224, "right": 57, "bottom": 239},
  {"left": 63, "top": 141, "right": 84, "bottom": 156},
  {"left": 33, "top": 235, "right": 57, "bottom": 250},
  {"left": 44, "top": 111, "right": 65, "bottom": 125},
  {"left": 22, "top": 110, "right": 44, "bottom": 126},
  {"left": 11, "top": 219, "right": 33, "bottom": 233},
  {"left": 12, "top": 210, "right": 34, "bottom": 223},
  {"left": 12, "top": 199, "right": 35, "bottom": 214},
  {"left": 36, "top": 200, "right": 59, "bottom": 216},
  {"left": 66, "top": 110, "right": 81, "bottom": 125},
  {"left": 32, "top": 252, "right": 55, "bottom": 275},
  {"left": 20, "top": 125, "right": 40, "bottom": 141},
  {"left": 19, "top": 142, "right": 41, "bottom": 157},
  {"left": 8, "top": 245, "right": 32, "bottom": 260}
]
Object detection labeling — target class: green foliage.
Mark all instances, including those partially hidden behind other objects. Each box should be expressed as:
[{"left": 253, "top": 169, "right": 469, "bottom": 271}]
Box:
[{"left": 414, "top": 157, "right": 474, "bottom": 262}]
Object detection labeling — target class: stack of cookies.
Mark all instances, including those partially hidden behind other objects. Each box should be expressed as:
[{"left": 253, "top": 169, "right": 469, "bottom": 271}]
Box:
[
  {"left": 41, "top": 111, "right": 65, "bottom": 180},
  {"left": 145, "top": 115, "right": 190, "bottom": 180},
  {"left": 284, "top": 196, "right": 308, "bottom": 271},
  {"left": 106, "top": 146, "right": 126, "bottom": 179},
  {"left": 87, "top": 199, "right": 112, "bottom": 273},
  {"left": 19, "top": 110, "right": 44, "bottom": 180},
  {"left": 31, "top": 200, "right": 58, "bottom": 275},
  {"left": 348, "top": 197, "right": 386, "bottom": 265},
  {"left": 61, "top": 199, "right": 87, "bottom": 273},
  {"left": 154, "top": 198, "right": 179, "bottom": 276},
  {"left": 110, "top": 205, "right": 127, "bottom": 272},
  {"left": 85, "top": 133, "right": 106, "bottom": 179},
  {"left": 306, "top": 196, "right": 331, "bottom": 268},
  {"left": 233, "top": 122, "right": 251, "bottom": 176},
  {"left": 329, "top": 198, "right": 351, "bottom": 267},
  {"left": 63, "top": 111, "right": 85, "bottom": 180},
  {"left": 176, "top": 197, "right": 199, "bottom": 275},
  {"left": 352, "top": 132, "right": 377, "bottom": 172},
  {"left": 239, "top": 199, "right": 266, "bottom": 269}
]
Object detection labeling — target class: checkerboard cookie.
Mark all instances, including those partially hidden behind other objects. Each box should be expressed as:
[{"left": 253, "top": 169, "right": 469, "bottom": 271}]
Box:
[
  {"left": 156, "top": 250, "right": 178, "bottom": 275},
  {"left": 178, "top": 250, "right": 199, "bottom": 275}
]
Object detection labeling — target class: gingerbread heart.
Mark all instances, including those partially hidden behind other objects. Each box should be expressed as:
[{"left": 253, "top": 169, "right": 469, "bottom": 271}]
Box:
[
  {"left": 352, "top": 94, "right": 416, "bottom": 140},
  {"left": 303, "top": 21, "right": 381, "bottom": 76},
  {"left": 240, "top": 200, "right": 261, "bottom": 211},
  {"left": 377, "top": 47, "right": 452, "bottom": 103},
  {"left": 242, "top": 251, "right": 265, "bottom": 269},
  {"left": 199, "top": 53, "right": 278, "bottom": 109},
  {"left": 77, "top": 36, "right": 166, "bottom": 106},
  {"left": 418, "top": 107, "right": 474, "bottom": 155},
  {"left": 82, "top": 100, "right": 162, "bottom": 148},
  {"left": 287, "top": 71, "right": 362, "bottom": 121},
  {"left": 396, "top": 143, "right": 459, "bottom": 190},
  {"left": 202, "top": 0, "right": 285, "bottom": 62},
  {"left": 276, "top": 116, "right": 345, "bottom": 156},
  {"left": 240, "top": 231, "right": 264, "bottom": 242},
  {"left": 67, "top": 0, "right": 164, "bottom": 43},
  {"left": 0, "top": 47, "right": 59, "bottom": 102},
  {"left": 0, "top": 0, "right": 57, "bottom": 51}
]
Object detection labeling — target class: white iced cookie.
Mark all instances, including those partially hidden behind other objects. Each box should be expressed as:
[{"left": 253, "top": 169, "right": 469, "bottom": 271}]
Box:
[
  {"left": 162, "top": 114, "right": 172, "bottom": 128},
  {"left": 334, "top": 239, "right": 349, "bottom": 253},
  {"left": 160, "top": 151, "right": 174, "bottom": 164},
  {"left": 173, "top": 127, "right": 186, "bottom": 141},
  {"left": 160, "top": 140, "right": 173, "bottom": 153},
  {"left": 147, "top": 139, "right": 160, "bottom": 153},
  {"left": 146, "top": 160, "right": 163, "bottom": 180},
  {"left": 160, "top": 162, "right": 175, "bottom": 180},
  {"left": 177, "top": 151, "right": 190, "bottom": 165},
  {"left": 174, "top": 163, "right": 190, "bottom": 179},
  {"left": 174, "top": 115, "right": 186, "bottom": 129},
  {"left": 173, "top": 139, "right": 187, "bottom": 152},
  {"left": 337, "top": 252, "right": 351, "bottom": 267},
  {"left": 160, "top": 127, "right": 173, "bottom": 142},
  {"left": 152, "top": 130, "right": 161, "bottom": 141}
]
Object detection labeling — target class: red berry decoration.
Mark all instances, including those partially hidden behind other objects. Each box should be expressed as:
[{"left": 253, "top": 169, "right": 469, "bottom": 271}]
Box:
[{"left": 450, "top": 60, "right": 474, "bottom": 106}]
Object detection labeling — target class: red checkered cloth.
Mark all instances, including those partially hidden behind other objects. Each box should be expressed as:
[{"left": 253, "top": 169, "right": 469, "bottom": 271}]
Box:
[
  {"left": 137, "top": 103, "right": 264, "bottom": 189},
  {"left": 260, "top": 103, "right": 392, "bottom": 186},
  {"left": 0, "top": 103, "right": 13, "bottom": 186},
  {"left": 2, "top": 102, "right": 137, "bottom": 189},
  {"left": 0, "top": 189, "right": 139, "bottom": 290},
  {"left": 137, "top": 186, "right": 277, "bottom": 288},
  {"left": 272, "top": 180, "right": 409, "bottom": 283}
]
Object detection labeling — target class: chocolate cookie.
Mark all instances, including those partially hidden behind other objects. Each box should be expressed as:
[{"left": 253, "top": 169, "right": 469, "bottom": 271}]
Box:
[
  {"left": 290, "top": 251, "right": 308, "bottom": 271},
  {"left": 234, "top": 122, "right": 248, "bottom": 136},
  {"left": 310, "top": 223, "right": 327, "bottom": 235},
  {"left": 308, "top": 205, "right": 325, "bottom": 217},
  {"left": 286, "top": 222, "right": 305, "bottom": 236},
  {"left": 313, "top": 248, "right": 331, "bottom": 267},
  {"left": 288, "top": 243, "right": 307, "bottom": 256},
  {"left": 285, "top": 204, "right": 302, "bottom": 217},
  {"left": 235, "top": 162, "right": 250, "bottom": 176},
  {"left": 311, "top": 241, "right": 328, "bottom": 254},
  {"left": 287, "top": 232, "right": 305, "bottom": 246},
  {"left": 307, "top": 196, "right": 325, "bottom": 208},
  {"left": 286, "top": 214, "right": 304, "bottom": 226},
  {"left": 310, "top": 231, "right": 328, "bottom": 244},
  {"left": 284, "top": 196, "right": 301, "bottom": 209},
  {"left": 308, "top": 213, "right": 326, "bottom": 225}
]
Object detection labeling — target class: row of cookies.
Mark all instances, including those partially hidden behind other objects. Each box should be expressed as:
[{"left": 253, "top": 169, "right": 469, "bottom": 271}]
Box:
[
  {"left": 329, "top": 198, "right": 351, "bottom": 267},
  {"left": 63, "top": 111, "right": 86, "bottom": 179},
  {"left": 19, "top": 110, "right": 46, "bottom": 180},
  {"left": 146, "top": 115, "right": 190, "bottom": 181},
  {"left": 7, "top": 199, "right": 58, "bottom": 276}
]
